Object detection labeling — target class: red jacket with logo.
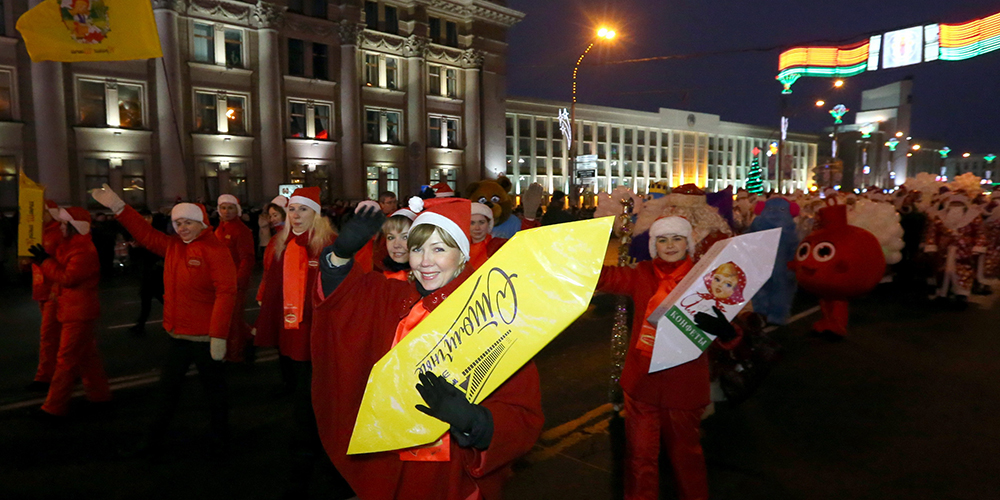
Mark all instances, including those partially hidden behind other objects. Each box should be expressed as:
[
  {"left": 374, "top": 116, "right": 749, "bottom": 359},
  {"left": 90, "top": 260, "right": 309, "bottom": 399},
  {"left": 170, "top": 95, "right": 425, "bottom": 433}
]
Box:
[
  {"left": 40, "top": 232, "right": 101, "bottom": 323},
  {"left": 32, "top": 220, "right": 63, "bottom": 302},
  {"left": 118, "top": 206, "right": 237, "bottom": 339},
  {"left": 215, "top": 218, "right": 255, "bottom": 291}
]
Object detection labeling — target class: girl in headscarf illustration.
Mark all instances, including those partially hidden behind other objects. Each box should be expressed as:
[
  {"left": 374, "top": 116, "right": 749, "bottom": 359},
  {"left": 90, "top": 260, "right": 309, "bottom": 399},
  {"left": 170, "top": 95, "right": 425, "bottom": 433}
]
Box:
[
  {"left": 680, "top": 261, "right": 747, "bottom": 316},
  {"left": 61, "top": 0, "right": 110, "bottom": 44}
]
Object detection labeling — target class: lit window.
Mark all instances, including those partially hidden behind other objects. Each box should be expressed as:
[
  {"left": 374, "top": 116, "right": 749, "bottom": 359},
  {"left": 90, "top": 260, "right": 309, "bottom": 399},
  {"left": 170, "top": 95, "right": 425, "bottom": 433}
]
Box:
[
  {"left": 366, "top": 166, "right": 399, "bottom": 201},
  {"left": 0, "top": 156, "right": 18, "bottom": 209},
  {"left": 226, "top": 96, "right": 246, "bottom": 135},
  {"left": 385, "top": 58, "right": 398, "bottom": 89},
  {"left": 195, "top": 92, "right": 217, "bottom": 133},
  {"left": 76, "top": 78, "right": 144, "bottom": 129},
  {"left": 365, "top": 108, "right": 402, "bottom": 144},
  {"left": 429, "top": 115, "right": 460, "bottom": 148},
  {"left": 192, "top": 22, "right": 243, "bottom": 68},
  {"left": 0, "top": 68, "right": 13, "bottom": 121},
  {"left": 429, "top": 65, "right": 440, "bottom": 95},
  {"left": 363, "top": 53, "right": 400, "bottom": 90},
  {"left": 194, "top": 90, "right": 248, "bottom": 134},
  {"left": 428, "top": 64, "right": 458, "bottom": 97},
  {"left": 288, "top": 100, "right": 332, "bottom": 140},
  {"left": 445, "top": 68, "right": 457, "bottom": 97},
  {"left": 83, "top": 159, "right": 111, "bottom": 207},
  {"left": 121, "top": 159, "right": 147, "bottom": 208}
]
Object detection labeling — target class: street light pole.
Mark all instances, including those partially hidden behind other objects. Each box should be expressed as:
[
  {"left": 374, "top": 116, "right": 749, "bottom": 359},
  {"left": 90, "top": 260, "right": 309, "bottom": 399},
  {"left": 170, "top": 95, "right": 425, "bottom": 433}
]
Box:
[{"left": 567, "top": 27, "right": 616, "bottom": 206}]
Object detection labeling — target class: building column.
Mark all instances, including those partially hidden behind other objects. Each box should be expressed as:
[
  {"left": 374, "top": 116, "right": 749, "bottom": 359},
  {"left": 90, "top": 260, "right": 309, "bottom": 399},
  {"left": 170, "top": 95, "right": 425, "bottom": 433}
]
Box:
[
  {"left": 153, "top": 2, "right": 187, "bottom": 203},
  {"left": 404, "top": 35, "right": 429, "bottom": 196},
  {"left": 254, "top": 3, "right": 285, "bottom": 203},
  {"left": 27, "top": 0, "right": 70, "bottom": 203},
  {"left": 339, "top": 22, "right": 364, "bottom": 199},
  {"left": 462, "top": 49, "right": 484, "bottom": 190}
]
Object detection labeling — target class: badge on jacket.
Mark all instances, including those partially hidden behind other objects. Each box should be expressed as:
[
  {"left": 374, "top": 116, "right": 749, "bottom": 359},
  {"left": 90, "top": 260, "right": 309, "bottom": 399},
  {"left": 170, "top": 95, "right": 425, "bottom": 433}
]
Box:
[{"left": 188, "top": 259, "right": 202, "bottom": 267}]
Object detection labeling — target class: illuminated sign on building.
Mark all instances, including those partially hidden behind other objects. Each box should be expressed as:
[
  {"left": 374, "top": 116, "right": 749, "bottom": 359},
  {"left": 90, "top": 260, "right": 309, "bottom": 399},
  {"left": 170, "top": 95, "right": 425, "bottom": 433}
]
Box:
[{"left": 776, "top": 10, "right": 1000, "bottom": 92}]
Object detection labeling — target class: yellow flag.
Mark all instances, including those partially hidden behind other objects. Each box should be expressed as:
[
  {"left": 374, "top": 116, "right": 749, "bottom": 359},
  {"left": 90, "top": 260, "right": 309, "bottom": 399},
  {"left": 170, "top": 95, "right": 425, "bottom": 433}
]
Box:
[
  {"left": 16, "top": 0, "right": 162, "bottom": 62},
  {"left": 348, "top": 217, "right": 613, "bottom": 455},
  {"left": 18, "top": 171, "right": 45, "bottom": 257}
]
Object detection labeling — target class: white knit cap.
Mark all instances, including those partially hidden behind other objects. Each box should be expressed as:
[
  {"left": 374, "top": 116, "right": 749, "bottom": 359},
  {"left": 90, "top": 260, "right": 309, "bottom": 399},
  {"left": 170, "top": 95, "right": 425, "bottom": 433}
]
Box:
[
  {"left": 471, "top": 202, "right": 495, "bottom": 232},
  {"left": 217, "top": 194, "right": 242, "bottom": 216},
  {"left": 648, "top": 216, "right": 694, "bottom": 259},
  {"left": 171, "top": 203, "right": 205, "bottom": 225}
]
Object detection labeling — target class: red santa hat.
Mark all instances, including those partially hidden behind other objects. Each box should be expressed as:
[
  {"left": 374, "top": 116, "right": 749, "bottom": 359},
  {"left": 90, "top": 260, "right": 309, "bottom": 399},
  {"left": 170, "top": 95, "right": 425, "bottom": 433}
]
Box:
[
  {"left": 648, "top": 216, "right": 694, "bottom": 259},
  {"left": 391, "top": 208, "right": 417, "bottom": 221},
  {"left": 431, "top": 183, "right": 455, "bottom": 198},
  {"left": 57, "top": 206, "right": 92, "bottom": 235},
  {"left": 269, "top": 195, "right": 289, "bottom": 208},
  {"left": 171, "top": 202, "right": 209, "bottom": 227},
  {"left": 408, "top": 196, "right": 471, "bottom": 259},
  {"left": 217, "top": 194, "right": 242, "bottom": 216},
  {"left": 288, "top": 187, "right": 322, "bottom": 213},
  {"left": 45, "top": 200, "right": 60, "bottom": 220},
  {"left": 471, "top": 202, "right": 495, "bottom": 232},
  {"left": 355, "top": 200, "right": 380, "bottom": 213}
]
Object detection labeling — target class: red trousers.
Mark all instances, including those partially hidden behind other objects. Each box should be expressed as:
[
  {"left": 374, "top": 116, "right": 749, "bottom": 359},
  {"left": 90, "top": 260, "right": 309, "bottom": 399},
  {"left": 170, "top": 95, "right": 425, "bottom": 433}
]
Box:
[
  {"left": 624, "top": 394, "right": 708, "bottom": 500},
  {"left": 33, "top": 300, "right": 62, "bottom": 383},
  {"left": 813, "top": 298, "right": 849, "bottom": 337},
  {"left": 225, "top": 287, "right": 251, "bottom": 362},
  {"left": 42, "top": 320, "right": 112, "bottom": 416}
]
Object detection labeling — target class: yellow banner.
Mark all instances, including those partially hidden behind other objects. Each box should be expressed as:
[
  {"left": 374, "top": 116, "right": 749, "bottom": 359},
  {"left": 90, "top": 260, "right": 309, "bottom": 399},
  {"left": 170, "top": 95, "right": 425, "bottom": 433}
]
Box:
[
  {"left": 348, "top": 217, "right": 613, "bottom": 455},
  {"left": 16, "top": 0, "right": 162, "bottom": 63},
  {"left": 18, "top": 171, "right": 45, "bottom": 257}
]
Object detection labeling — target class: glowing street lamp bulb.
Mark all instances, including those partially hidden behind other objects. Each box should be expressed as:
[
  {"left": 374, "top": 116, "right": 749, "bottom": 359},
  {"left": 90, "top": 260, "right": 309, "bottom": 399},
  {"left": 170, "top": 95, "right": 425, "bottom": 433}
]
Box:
[
  {"left": 606, "top": 30, "right": 616, "bottom": 39},
  {"left": 815, "top": 100, "right": 825, "bottom": 107},
  {"left": 895, "top": 131, "right": 904, "bottom": 138},
  {"left": 963, "top": 152, "right": 972, "bottom": 158},
  {"left": 598, "top": 27, "right": 608, "bottom": 38},
  {"left": 226, "top": 108, "right": 236, "bottom": 119},
  {"left": 834, "top": 80, "right": 844, "bottom": 88},
  {"left": 911, "top": 144, "right": 921, "bottom": 151}
]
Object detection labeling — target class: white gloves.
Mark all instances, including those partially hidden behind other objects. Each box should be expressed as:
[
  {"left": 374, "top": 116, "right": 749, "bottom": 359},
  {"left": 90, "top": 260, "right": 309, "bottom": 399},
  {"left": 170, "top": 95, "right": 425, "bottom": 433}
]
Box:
[
  {"left": 522, "top": 183, "right": 543, "bottom": 220},
  {"left": 251, "top": 327, "right": 257, "bottom": 336},
  {"left": 91, "top": 183, "right": 126, "bottom": 214},
  {"left": 210, "top": 337, "right": 227, "bottom": 361}
]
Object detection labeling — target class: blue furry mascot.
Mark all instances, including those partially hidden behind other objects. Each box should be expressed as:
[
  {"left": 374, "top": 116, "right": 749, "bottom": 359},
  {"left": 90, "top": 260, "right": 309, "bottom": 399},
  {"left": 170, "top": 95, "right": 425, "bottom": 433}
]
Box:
[{"left": 749, "top": 197, "right": 800, "bottom": 325}]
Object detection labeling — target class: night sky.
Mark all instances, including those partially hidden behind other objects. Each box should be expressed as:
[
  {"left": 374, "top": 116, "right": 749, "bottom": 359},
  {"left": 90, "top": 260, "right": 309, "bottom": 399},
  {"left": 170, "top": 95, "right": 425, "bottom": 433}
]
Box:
[{"left": 505, "top": 0, "right": 1000, "bottom": 154}]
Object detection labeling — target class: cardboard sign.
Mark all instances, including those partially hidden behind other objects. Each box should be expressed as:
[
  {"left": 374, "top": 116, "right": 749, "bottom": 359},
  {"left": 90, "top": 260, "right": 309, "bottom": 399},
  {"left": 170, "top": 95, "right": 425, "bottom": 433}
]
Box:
[
  {"left": 348, "top": 217, "right": 613, "bottom": 455},
  {"left": 18, "top": 171, "right": 44, "bottom": 257},
  {"left": 646, "top": 228, "right": 781, "bottom": 373}
]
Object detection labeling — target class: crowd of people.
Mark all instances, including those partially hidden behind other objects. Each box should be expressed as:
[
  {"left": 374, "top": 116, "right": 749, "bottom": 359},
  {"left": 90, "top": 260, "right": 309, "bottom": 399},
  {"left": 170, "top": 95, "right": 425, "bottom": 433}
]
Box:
[{"left": 14, "top": 170, "right": 998, "bottom": 499}]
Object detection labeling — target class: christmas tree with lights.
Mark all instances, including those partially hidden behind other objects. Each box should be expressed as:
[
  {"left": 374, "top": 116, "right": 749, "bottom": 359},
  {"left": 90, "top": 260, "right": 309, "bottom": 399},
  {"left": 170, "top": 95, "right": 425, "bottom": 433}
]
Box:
[{"left": 746, "top": 147, "right": 764, "bottom": 194}]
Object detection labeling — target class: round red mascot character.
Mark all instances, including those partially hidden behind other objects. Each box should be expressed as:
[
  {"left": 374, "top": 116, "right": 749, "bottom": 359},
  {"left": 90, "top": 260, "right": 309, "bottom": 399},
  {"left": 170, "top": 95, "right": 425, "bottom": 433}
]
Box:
[{"left": 789, "top": 202, "right": 886, "bottom": 339}]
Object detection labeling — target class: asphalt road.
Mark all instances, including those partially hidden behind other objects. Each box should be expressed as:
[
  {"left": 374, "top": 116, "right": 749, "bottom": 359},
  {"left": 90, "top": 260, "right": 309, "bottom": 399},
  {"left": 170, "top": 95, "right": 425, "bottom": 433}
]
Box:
[{"left": 1, "top": 269, "right": 998, "bottom": 499}]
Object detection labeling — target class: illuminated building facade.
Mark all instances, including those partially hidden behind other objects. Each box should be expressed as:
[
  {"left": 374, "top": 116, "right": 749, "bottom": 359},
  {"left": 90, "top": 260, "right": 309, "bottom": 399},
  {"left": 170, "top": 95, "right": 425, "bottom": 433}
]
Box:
[
  {"left": 505, "top": 97, "right": 819, "bottom": 196},
  {"left": 0, "top": 0, "right": 523, "bottom": 209}
]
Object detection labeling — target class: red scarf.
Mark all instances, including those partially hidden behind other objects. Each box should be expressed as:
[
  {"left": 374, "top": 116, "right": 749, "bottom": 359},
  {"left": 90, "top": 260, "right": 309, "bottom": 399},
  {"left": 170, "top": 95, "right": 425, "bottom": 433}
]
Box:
[
  {"left": 282, "top": 234, "right": 308, "bottom": 329},
  {"left": 469, "top": 235, "right": 492, "bottom": 270},
  {"left": 637, "top": 258, "right": 694, "bottom": 356}
]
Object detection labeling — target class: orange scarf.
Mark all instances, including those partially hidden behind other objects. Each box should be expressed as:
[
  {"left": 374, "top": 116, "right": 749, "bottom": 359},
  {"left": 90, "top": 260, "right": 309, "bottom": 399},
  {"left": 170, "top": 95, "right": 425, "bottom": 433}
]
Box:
[
  {"left": 394, "top": 301, "right": 451, "bottom": 462},
  {"left": 469, "top": 235, "right": 491, "bottom": 270},
  {"left": 282, "top": 235, "right": 308, "bottom": 329},
  {"left": 637, "top": 258, "right": 694, "bottom": 356}
]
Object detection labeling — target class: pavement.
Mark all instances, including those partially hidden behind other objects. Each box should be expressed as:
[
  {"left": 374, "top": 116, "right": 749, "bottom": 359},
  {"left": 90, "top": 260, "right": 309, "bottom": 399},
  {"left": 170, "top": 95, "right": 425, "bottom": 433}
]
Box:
[{"left": 1, "top": 270, "right": 999, "bottom": 499}]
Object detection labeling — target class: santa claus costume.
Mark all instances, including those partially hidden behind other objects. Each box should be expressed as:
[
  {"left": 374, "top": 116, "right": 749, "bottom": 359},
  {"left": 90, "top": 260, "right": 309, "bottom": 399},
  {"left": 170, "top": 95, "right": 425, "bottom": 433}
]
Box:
[
  {"left": 30, "top": 207, "right": 112, "bottom": 417},
  {"left": 215, "top": 194, "right": 255, "bottom": 362},
  {"left": 26, "top": 201, "right": 64, "bottom": 392},
  {"left": 468, "top": 202, "right": 507, "bottom": 270},
  {"left": 597, "top": 216, "right": 741, "bottom": 500},
  {"left": 311, "top": 197, "right": 544, "bottom": 500},
  {"left": 923, "top": 194, "right": 987, "bottom": 302}
]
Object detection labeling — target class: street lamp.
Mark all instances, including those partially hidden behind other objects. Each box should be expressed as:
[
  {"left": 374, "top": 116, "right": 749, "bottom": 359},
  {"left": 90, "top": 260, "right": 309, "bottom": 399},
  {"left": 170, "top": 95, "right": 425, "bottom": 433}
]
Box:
[
  {"left": 834, "top": 79, "right": 845, "bottom": 88},
  {"left": 829, "top": 104, "right": 848, "bottom": 158},
  {"left": 568, "top": 25, "right": 618, "bottom": 203},
  {"left": 815, "top": 99, "right": 825, "bottom": 107}
]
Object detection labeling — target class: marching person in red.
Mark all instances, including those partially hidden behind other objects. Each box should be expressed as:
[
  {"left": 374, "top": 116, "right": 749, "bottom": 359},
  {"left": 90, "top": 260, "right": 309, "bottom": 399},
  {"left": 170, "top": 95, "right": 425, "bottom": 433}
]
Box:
[
  {"left": 311, "top": 197, "right": 544, "bottom": 500},
  {"left": 91, "top": 185, "right": 236, "bottom": 456},
  {"left": 256, "top": 196, "right": 287, "bottom": 304},
  {"left": 252, "top": 187, "right": 340, "bottom": 496},
  {"left": 597, "top": 216, "right": 741, "bottom": 500},
  {"left": 215, "top": 194, "right": 255, "bottom": 362},
  {"left": 469, "top": 202, "right": 507, "bottom": 270},
  {"left": 377, "top": 207, "right": 416, "bottom": 281},
  {"left": 28, "top": 207, "right": 112, "bottom": 418},
  {"left": 25, "top": 200, "right": 64, "bottom": 392}
]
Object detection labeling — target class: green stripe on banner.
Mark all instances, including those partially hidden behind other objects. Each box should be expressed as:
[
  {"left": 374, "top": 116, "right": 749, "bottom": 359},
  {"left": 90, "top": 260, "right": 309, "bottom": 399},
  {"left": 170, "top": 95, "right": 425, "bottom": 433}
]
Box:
[{"left": 664, "top": 306, "right": 712, "bottom": 352}]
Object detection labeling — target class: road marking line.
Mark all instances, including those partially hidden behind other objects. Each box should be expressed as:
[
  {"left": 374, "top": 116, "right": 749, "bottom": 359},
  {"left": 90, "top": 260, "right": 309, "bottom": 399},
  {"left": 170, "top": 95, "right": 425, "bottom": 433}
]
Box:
[
  {"left": 0, "top": 352, "right": 279, "bottom": 413},
  {"left": 107, "top": 307, "right": 261, "bottom": 330},
  {"left": 763, "top": 305, "right": 821, "bottom": 333},
  {"left": 527, "top": 418, "right": 610, "bottom": 463},
  {"left": 539, "top": 403, "right": 612, "bottom": 442}
]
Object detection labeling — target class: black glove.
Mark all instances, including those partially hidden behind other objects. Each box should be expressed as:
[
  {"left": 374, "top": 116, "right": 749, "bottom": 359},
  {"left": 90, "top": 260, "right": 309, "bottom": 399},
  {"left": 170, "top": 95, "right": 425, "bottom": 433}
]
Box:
[
  {"left": 28, "top": 244, "right": 50, "bottom": 265},
  {"left": 331, "top": 206, "right": 385, "bottom": 259},
  {"left": 694, "top": 306, "right": 738, "bottom": 342},
  {"left": 415, "top": 372, "right": 494, "bottom": 449}
]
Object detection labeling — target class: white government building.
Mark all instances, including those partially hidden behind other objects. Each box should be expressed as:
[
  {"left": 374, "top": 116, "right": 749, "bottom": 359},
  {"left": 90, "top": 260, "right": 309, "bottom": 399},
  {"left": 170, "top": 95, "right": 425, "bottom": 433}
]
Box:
[{"left": 0, "top": 0, "right": 818, "bottom": 210}]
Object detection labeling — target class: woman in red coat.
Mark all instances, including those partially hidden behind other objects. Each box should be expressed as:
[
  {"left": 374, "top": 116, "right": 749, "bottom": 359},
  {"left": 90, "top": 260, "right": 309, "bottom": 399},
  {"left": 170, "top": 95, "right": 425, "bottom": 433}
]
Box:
[
  {"left": 597, "top": 216, "right": 740, "bottom": 500},
  {"left": 26, "top": 201, "right": 63, "bottom": 392},
  {"left": 214, "top": 194, "right": 255, "bottom": 362},
  {"left": 379, "top": 207, "right": 415, "bottom": 281},
  {"left": 312, "top": 197, "right": 544, "bottom": 500},
  {"left": 92, "top": 185, "right": 237, "bottom": 456},
  {"left": 28, "top": 207, "right": 111, "bottom": 418},
  {"left": 468, "top": 202, "right": 507, "bottom": 270}
]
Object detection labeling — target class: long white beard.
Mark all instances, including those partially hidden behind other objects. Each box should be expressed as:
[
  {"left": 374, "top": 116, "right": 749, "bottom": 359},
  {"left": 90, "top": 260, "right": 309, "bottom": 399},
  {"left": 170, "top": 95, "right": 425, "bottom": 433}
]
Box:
[{"left": 942, "top": 207, "right": 967, "bottom": 230}]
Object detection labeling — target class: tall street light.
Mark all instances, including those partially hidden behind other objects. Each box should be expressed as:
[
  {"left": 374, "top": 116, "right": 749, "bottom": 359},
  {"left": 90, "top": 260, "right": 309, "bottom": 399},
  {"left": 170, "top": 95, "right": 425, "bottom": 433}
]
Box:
[{"left": 568, "top": 26, "right": 617, "bottom": 204}]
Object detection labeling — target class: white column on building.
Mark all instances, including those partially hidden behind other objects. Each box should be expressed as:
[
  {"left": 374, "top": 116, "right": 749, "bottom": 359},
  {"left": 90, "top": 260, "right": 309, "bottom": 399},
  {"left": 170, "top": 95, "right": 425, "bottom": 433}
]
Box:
[
  {"left": 254, "top": 2, "right": 285, "bottom": 202},
  {"left": 153, "top": 1, "right": 187, "bottom": 203},
  {"left": 339, "top": 22, "right": 364, "bottom": 199},
  {"left": 28, "top": 1, "right": 70, "bottom": 202},
  {"left": 404, "top": 35, "right": 428, "bottom": 195},
  {"left": 462, "top": 49, "right": 484, "bottom": 190}
]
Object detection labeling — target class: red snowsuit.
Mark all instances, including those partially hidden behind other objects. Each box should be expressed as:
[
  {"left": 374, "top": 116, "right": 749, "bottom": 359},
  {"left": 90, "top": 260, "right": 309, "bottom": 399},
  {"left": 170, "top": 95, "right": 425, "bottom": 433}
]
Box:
[
  {"left": 254, "top": 231, "right": 333, "bottom": 361},
  {"left": 31, "top": 220, "right": 63, "bottom": 384},
  {"left": 598, "top": 258, "right": 741, "bottom": 500},
  {"left": 215, "top": 219, "right": 255, "bottom": 361},
  {"left": 39, "top": 231, "right": 111, "bottom": 416},
  {"left": 311, "top": 262, "right": 545, "bottom": 500},
  {"left": 117, "top": 206, "right": 237, "bottom": 340}
]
